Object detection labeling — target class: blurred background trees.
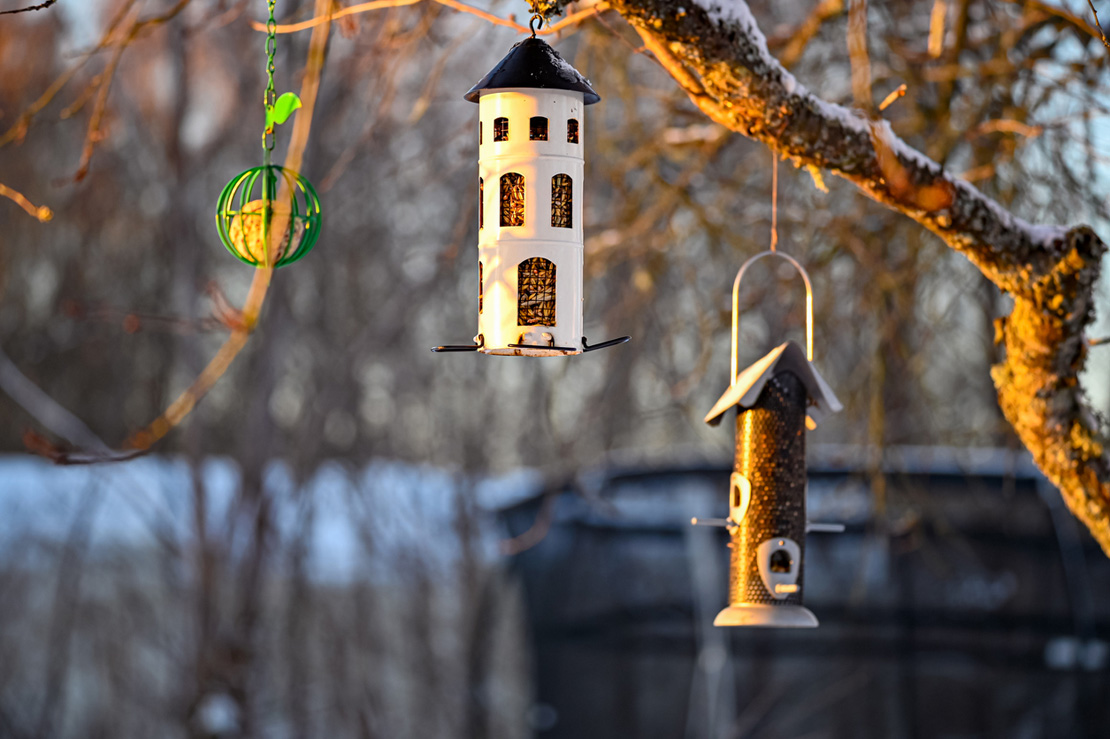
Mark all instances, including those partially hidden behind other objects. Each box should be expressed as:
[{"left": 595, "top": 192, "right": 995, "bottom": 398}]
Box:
[{"left": 1, "top": 0, "right": 1109, "bottom": 736}]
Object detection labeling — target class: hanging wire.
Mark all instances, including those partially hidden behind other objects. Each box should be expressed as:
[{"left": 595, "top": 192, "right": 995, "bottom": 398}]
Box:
[
  {"left": 770, "top": 151, "right": 779, "bottom": 252},
  {"left": 263, "top": 0, "right": 277, "bottom": 164}
]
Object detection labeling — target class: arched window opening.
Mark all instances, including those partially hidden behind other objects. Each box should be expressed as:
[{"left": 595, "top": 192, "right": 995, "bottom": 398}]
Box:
[
  {"left": 518, "top": 257, "right": 557, "bottom": 326},
  {"left": 500, "top": 173, "right": 525, "bottom": 227},
  {"left": 551, "top": 174, "right": 572, "bottom": 228},
  {"left": 567, "top": 118, "right": 579, "bottom": 144},
  {"left": 494, "top": 117, "right": 509, "bottom": 142},
  {"left": 529, "top": 116, "right": 548, "bottom": 141},
  {"left": 479, "top": 177, "right": 484, "bottom": 230},
  {"left": 479, "top": 262, "right": 484, "bottom": 314}
]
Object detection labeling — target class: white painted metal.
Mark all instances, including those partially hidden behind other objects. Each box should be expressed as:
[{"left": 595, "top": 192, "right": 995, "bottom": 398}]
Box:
[
  {"left": 477, "top": 88, "right": 585, "bottom": 356},
  {"left": 730, "top": 250, "right": 814, "bottom": 382}
]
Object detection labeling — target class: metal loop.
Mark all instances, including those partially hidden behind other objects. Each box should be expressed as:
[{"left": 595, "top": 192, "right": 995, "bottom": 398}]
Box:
[
  {"left": 529, "top": 13, "right": 543, "bottom": 36},
  {"left": 730, "top": 250, "right": 814, "bottom": 386}
]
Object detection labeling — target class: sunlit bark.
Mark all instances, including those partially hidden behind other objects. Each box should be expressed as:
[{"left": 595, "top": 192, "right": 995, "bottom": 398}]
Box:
[{"left": 609, "top": 0, "right": 1110, "bottom": 553}]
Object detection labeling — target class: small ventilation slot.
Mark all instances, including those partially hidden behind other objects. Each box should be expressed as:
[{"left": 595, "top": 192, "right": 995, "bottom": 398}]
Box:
[
  {"left": 500, "top": 173, "right": 525, "bottom": 227},
  {"left": 529, "top": 116, "right": 548, "bottom": 141},
  {"left": 551, "top": 174, "right": 572, "bottom": 229}
]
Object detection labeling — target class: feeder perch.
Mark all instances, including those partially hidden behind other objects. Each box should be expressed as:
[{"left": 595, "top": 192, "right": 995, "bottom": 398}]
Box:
[
  {"left": 433, "top": 31, "right": 629, "bottom": 355},
  {"left": 696, "top": 251, "right": 843, "bottom": 628},
  {"left": 216, "top": 165, "right": 322, "bottom": 267}
]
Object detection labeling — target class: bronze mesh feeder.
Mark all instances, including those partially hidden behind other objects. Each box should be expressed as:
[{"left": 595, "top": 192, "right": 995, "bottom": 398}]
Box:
[{"left": 696, "top": 251, "right": 844, "bottom": 628}]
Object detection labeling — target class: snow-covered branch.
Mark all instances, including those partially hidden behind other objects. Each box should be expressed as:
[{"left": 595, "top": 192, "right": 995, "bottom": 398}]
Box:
[{"left": 610, "top": 0, "right": 1110, "bottom": 553}]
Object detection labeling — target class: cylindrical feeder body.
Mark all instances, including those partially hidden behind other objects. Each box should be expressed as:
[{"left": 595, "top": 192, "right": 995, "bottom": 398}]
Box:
[
  {"left": 476, "top": 89, "right": 585, "bottom": 356},
  {"left": 719, "top": 369, "right": 816, "bottom": 627}
]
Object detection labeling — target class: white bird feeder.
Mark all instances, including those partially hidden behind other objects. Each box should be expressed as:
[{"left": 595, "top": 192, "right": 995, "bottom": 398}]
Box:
[{"left": 433, "top": 31, "right": 629, "bottom": 356}]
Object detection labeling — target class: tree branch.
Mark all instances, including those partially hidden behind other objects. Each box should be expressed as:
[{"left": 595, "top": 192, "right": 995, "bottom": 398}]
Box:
[
  {"left": 609, "top": 0, "right": 1110, "bottom": 553},
  {"left": 0, "top": 0, "right": 58, "bottom": 16}
]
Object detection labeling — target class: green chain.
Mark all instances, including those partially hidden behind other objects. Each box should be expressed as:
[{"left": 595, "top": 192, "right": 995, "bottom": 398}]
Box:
[{"left": 263, "top": 0, "right": 277, "bottom": 162}]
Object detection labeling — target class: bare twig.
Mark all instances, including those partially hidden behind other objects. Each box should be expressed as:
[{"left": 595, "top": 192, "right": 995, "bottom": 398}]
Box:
[
  {"left": 1088, "top": 0, "right": 1110, "bottom": 50},
  {"left": 257, "top": 0, "right": 609, "bottom": 35},
  {"left": 0, "top": 0, "right": 58, "bottom": 16},
  {"left": 0, "top": 345, "right": 107, "bottom": 452},
  {"left": 848, "top": 0, "right": 873, "bottom": 111},
  {"left": 878, "top": 83, "right": 906, "bottom": 111},
  {"left": 0, "top": 181, "right": 52, "bottom": 221}
]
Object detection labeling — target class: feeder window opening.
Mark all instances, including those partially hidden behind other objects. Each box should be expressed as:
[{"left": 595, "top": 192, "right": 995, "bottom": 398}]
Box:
[
  {"left": 479, "top": 121, "right": 483, "bottom": 145},
  {"left": 479, "top": 177, "right": 484, "bottom": 229},
  {"left": 479, "top": 262, "right": 484, "bottom": 314},
  {"left": 517, "top": 257, "right": 556, "bottom": 326},
  {"left": 494, "top": 117, "right": 509, "bottom": 142},
  {"left": 551, "top": 174, "right": 572, "bottom": 228},
  {"left": 567, "top": 118, "right": 579, "bottom": 144},
  {"left": 770, "top": 549, "right": 793, "bottom": 573},
  {"left": 500, "top": 173, "right": 525, "bottom": 227},
  {"left": 530, "top": 116, "right": 549, "bottom": 141}
]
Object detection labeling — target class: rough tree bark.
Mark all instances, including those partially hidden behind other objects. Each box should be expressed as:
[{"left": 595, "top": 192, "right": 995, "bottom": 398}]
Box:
[{"left": 606, "top": 0, "right": 1110, "bottom": 552}]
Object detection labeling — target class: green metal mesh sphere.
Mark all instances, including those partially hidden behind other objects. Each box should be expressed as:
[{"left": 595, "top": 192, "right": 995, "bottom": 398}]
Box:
[{"left": 215, "top": 165, "right": 322, "bottom": 267}]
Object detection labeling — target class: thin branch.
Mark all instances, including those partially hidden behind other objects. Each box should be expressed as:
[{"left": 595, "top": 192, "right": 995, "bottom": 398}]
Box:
[
  {"left": 0, "top": 0, "right": 136, "bottom": 148},
  {"left": 1088, "top": 0, "right": 1110, "bottom": 50},
  {"left": 0, "top": 181, "right": 52, "bottom": 221},
  {"left": 256, "top": 0, "right": 610, "bottom": 35},
  {"left": 848, "top": 0, "right": 873, "bottom": 112},
  {"left": 0, "top": 0, "right": 58, "bottom": 16},
  {"left": 73, "top": 7, "right": 136, "bottom": 182},
  {"left": 0, "top": 345, "right": 107, "bottom": 452}
]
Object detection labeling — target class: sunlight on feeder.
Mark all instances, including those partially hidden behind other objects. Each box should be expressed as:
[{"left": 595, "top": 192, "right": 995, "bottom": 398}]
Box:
[
  {"left": 216, "top": 166, "right": 321, "bottom": 268},
  {"left": 433, "top": 19, "right": 628, "bottom": 356},
  {"left": 214, "top": 1, "right": 321, "bottom": 269},
  {"left": 695, "top": 251, "right": 844, "bottom": 628}
]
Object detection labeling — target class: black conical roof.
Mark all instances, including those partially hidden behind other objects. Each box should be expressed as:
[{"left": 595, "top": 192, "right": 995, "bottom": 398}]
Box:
[{"left": 464, "top": 37, "right": 600, "bottom": 104}]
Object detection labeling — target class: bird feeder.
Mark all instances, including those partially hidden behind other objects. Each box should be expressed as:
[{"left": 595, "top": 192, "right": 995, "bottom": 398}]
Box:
[
  {"left": 433, "top": 23, "right": 628, "bottom": 356},
  {"left": 695, "top": 251, "right": 843, "bottom": 628},
  {"left": 215, "top": 0, "right": 321, "bottom": 268}
]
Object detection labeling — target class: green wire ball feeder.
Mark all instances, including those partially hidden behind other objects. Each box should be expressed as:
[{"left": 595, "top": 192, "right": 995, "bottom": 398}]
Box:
[
  {"left": 216, "top": 166, "right": 321, "bottom": 267},
  {"left": 216, "top": 0, "right": 321, "bottom": 268}
]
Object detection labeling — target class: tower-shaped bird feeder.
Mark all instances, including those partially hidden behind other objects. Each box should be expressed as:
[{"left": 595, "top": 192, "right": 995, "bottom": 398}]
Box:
[
  {"left": 433, "top": 20, "right": 628, "bottom": 356},
  {"left": 695, "top": 251, "right": 843, "bottom": 628}
]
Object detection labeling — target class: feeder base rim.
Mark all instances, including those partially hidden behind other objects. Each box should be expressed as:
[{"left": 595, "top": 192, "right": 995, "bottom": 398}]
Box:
[
  {"left": 713, "top": 604, "right": 818, "bottom": 629},
  {"left": 482, "top": 347, "right": 581, "bottom": 357}
]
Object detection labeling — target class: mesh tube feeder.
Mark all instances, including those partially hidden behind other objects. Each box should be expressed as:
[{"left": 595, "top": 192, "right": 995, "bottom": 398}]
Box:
[
  {"left": 696, "top": 251, "right": 843, "bottom": 628},
  {"left": 433, "top": 19, "right": 628, "bottom": 356}
]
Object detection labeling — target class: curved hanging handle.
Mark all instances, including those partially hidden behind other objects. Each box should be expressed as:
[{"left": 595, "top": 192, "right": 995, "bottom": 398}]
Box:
[{"left": 731, "top": 250, "right": 814, "bottom": 386}]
